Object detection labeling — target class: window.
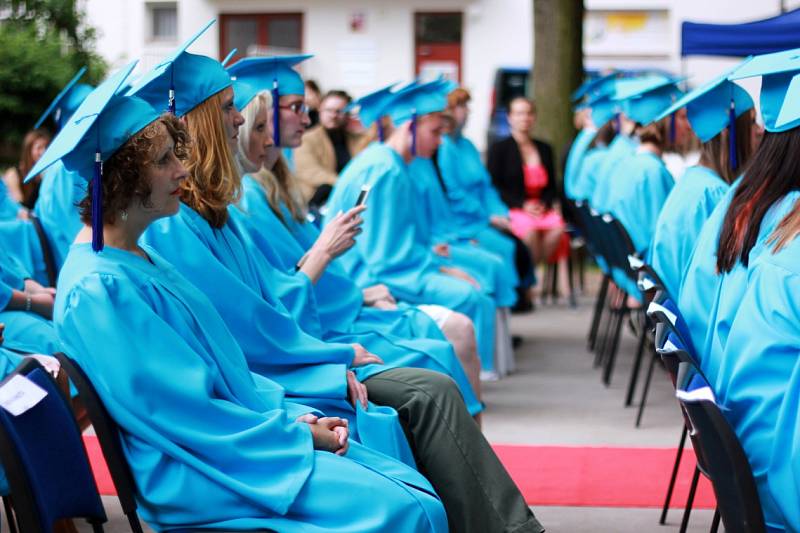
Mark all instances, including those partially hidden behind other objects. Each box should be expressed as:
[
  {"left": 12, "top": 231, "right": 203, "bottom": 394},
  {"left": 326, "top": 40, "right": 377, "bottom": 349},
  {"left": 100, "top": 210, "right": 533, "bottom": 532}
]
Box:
[
  {"left": 220, "top": 13, "right": 303, "bottom": 63},
  {"left": 219, "top": 13, "right": 303, "bottom": 61},
  {"left": 149, "top": 3, "right": 178, "bottom": 42}
]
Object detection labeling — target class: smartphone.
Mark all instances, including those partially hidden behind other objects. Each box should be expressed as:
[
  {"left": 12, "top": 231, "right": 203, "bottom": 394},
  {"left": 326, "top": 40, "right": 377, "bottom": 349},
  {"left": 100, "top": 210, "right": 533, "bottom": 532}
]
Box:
[{"left": 355, "top": 185, "right": 371, "bottom": 207}]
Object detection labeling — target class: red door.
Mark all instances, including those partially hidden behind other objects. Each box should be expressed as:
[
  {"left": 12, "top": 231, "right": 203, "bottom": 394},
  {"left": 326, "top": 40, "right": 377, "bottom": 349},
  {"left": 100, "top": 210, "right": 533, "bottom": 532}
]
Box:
[{"left": 414, "top": 12, "right": 463, "bottom": 83}]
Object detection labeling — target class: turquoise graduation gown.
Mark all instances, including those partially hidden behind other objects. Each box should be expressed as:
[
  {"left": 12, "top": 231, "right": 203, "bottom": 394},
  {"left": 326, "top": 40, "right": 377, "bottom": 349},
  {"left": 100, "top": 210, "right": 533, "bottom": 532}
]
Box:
[
  {"left": 0, "top": 180, "right": 21, "bottom": 220},
  {"left": 0, "top": 220, "right": 48, "bottom": 285},
  {"left": 143, "top": 204, "right": 429, "bottom": 452},
  {"left": 0, "top": 248, "right": 60, "bottom": 355},
  {"left": 713, "top": 238, "right": 800, "bottom": 532},
  {"left": 434, "top": 134, "right": 520, "bottom": 287},
  {"left": 233, "top": 177, "right": 481, "bottom": 414},
  {"left": 571, "top": 145, "right": 609, "bottom": 203},
  {"left": 408, "top": 156, "right": 517, "bottom": 307},
  {"left": 33, "top": 161, "right": 85, "bottom": 270},
  {"left": 606, "top": 151, "right": 674, "bottom": 257},
  {"left": 564, "top": 128, "right": 598, "bottom": 200},
  {"left": 678, "top": 188, "right": 799, "bottom": 387},
  {"left": 55, "top": 243, "right": 446, "bottom": 533},
  {"left": 650, "top": 165, "right": 729, "bottom": 299},
  {"left": 590, "top": 134, "right": 638, "bottom": 213},
  {"left": 324, "top": 143, "right": 497, "bottom": 371}
]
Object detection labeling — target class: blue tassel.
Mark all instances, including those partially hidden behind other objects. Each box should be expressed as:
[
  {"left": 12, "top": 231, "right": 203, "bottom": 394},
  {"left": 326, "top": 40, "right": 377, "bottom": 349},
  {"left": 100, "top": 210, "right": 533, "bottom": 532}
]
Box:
[
  {"left": 272, "top": 80, "right": 281, "bottom": 148},
  {"left": 669, "top": 113, "right": 676, "bottom": 145},
  {"left": 728, "top": 98, "right": 738, "bottom": 171},
  {"left": 91, "top": 151, "right": 104, "bottom": 251},
  {"left": 168, "top": 64, "right": 176, "bottom": 114},
  {"left": 377, "top": 120, "right": 385, "bottom": 142},
  {"left": 614, "top": 113, "right": 621, "bottom": 133},
  {"left": 410, "top": 111, "right": 417, "bottom": 157}
]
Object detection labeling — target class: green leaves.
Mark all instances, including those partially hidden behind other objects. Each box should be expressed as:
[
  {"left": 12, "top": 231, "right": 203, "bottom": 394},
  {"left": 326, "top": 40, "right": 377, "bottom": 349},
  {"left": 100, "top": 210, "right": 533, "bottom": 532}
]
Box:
[{"left": 0, "top": 0, "right": 106, "bottom": 146}]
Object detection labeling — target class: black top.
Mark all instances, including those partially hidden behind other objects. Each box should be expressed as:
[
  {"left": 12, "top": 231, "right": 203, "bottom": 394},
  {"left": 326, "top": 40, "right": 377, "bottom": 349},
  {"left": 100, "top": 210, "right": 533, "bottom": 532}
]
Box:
[
  {"left": 487, "top": 136, "right": 557, "bottom": 209},
  {"left": 325, "top": 128, "right": 352, "bottom": 173}
]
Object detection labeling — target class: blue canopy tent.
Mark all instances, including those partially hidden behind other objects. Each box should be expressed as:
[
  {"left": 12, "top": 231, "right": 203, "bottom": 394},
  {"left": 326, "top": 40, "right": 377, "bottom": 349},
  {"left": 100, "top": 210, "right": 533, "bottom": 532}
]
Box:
[{"left": 682, "top": 9, "right": 800, "bottom": 57}]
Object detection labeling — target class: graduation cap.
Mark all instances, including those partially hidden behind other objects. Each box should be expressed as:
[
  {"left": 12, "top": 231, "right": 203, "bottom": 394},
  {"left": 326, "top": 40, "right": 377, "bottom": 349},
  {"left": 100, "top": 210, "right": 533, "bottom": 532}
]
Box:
[
  {"left": 774, "top": 73, "right": 800, "bottom": 129},
  {"left": 381, "top": 79, "right": 449, "bottom": 156},
  {"left": 34, "top": 67, "right": 94, "bottom": 131},
  {"left": 225, "top": 54, "right": 312, "bottom": 147},
  {"left": 728, "top": 47, "right": 800, "bottom": 132},
  {"left": 616, "top": 77, "right": 684, "bottom": 127},
  {"left": 128, "top": 19, "right": 230, "bottom": 117},
  {"left": 655, "top": 62, "right": 754, "bottom": 170},
  {"left": 571, "top": 71, "right": 620, "bottom": 103},
  {"left": 347, "top": 82, "right": 399, "bottom": 141},
  {"left": 26, "top": 61, "right": 161, "bottom": 251},
  {"left": 587, "top": 92, "right": 618, "bottom": 129}
]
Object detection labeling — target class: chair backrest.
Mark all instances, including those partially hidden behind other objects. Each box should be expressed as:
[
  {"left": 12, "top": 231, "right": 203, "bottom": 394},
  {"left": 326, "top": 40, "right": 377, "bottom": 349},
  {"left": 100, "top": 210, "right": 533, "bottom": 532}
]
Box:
[
  {"left": 676, "top": 367, "right": 766, "bottom": 533},
  {"left": 0, "top": 358, "right": 106, "bottom": 532},
  {"left": 599, "top": 215, "right": 638, "bottom": 278},
  {"left": 647, "top": 296, "right": 697, "bottom": 359},
  {"left": 55, "top": 353, "right": 144, "bottom": 533}
]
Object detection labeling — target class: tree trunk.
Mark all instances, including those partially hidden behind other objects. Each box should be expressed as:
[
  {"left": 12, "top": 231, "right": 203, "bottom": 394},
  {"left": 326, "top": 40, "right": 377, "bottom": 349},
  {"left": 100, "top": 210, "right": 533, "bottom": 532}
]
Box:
[{"left": 532, "top": 0, "right": 584, "bottom": 183}]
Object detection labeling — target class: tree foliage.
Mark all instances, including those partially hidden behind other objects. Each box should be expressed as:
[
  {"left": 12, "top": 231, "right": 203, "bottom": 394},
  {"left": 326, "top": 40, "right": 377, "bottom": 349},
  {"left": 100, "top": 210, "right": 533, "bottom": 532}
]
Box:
[{"left": 0, "top": 0, "right": 106, "bottom": 151}]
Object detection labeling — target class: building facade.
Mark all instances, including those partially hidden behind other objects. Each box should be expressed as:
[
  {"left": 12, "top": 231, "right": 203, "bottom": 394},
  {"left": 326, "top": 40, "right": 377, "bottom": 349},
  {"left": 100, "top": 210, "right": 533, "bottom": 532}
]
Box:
[{"left": 86, "top": 0, "right": 799, "bottom": 151}]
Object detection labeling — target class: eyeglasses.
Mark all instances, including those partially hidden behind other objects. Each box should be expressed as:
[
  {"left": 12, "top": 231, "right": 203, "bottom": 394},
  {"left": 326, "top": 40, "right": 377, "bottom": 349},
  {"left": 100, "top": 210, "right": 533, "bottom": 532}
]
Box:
[{"left": 279, "top": 102, "right": 309, "bottom": 115}]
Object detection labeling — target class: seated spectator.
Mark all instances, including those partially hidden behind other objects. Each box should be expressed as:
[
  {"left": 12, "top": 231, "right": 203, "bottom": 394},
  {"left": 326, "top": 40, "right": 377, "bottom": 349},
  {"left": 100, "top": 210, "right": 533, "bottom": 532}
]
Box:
[
  {"left": 2, "top": 129, "right": 50, "bottom": 214},
  {"left": 488, "top": 97, "right": 568, "bottom": 274},
  {"left": 294, "top": 90, "right": 367, "bottom": 207}
]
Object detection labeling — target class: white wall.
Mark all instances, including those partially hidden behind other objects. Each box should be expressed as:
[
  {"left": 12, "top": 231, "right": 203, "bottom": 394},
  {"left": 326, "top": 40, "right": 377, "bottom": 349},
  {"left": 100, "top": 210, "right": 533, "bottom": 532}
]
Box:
[
  {"left": 84, "top": 0, "right": 531, "bottom": 151},
  {"left": 85, "top": 0, "right": 800, "bottom": 150}
]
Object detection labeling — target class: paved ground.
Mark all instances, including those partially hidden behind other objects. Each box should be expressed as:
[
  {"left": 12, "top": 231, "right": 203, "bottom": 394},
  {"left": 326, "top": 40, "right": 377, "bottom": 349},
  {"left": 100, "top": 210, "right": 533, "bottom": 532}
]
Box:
[{"left": 62, "top": 275, "right": 715, "bottom": 532}]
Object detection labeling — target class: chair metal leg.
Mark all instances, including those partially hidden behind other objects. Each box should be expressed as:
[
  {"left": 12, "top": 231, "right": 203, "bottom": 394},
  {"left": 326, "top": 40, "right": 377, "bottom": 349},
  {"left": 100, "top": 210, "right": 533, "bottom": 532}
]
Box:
[
  {"left": 588, "top": 275, "right": 609, "bottom": 352},
  {"left": 3, "top": 496, "right": 18, "bottom": 533},
  {"left": 602, "top": 304, "right": 625, "bottom": 386},
  {"left": 679, "top": 466, "right": 701, "bottom": 533},
  {"left": 635, "top": 347, "right": 658, "bottom": 427},
  {"left": 127, "top": 513, "right": 145, "bottom": 533},
  {"left": 594, "top": 285, "right": 617, "bottom": 368},
  {"left": 709, "top": 508, "right": 720, "bottom": 533},
  {"left": 660, "top": 424, "right": 688, "bottom": 525},
  {"left": 625, "top": 313, "right": 648, "bottom": 407},
  {"left": 567, "top": 251, "right": 577, "bottom": 308},
  {"left": 550, "top": 261, "right": 559, "bottom": 303}
]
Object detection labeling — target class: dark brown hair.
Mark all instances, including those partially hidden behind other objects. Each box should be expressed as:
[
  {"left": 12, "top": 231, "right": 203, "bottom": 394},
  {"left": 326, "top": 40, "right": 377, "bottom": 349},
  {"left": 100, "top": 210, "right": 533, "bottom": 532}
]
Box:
[
  {"left": 637, "top": 116, "right": 670, "bottom": 150},
  {"left": 321, "top": 90, "right": 352, "bottom": 105},
  {"left": 509, "top": 96, "right": 537, "bottom": 115},
  {"left": 716, "top": 128, "right": 800, "bottom": 272},
  {"left": 699, "top": 109, "right": 755, "bottom": 185},
  {"left": 18, "top": 129, "right": 51, "bottom": 207},
  {"left": 79, "top": 114, "right": 189, "bottom": 225}
]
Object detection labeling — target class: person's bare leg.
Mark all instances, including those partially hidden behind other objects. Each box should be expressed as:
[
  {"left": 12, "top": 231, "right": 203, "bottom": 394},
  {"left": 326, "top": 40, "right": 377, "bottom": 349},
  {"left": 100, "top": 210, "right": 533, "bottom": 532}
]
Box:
[
  {"left": 440, "top": 312, "right": 482, "bottom": 426},
  {"left": 541, "top": 226, "right": 565, "bottom": 263}
]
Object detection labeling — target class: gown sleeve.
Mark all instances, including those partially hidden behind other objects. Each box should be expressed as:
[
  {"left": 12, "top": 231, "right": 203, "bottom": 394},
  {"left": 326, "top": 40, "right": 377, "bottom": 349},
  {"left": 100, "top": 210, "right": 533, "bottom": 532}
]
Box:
[
  {"left": 143, "top": 215, "right": 351, "bottom": 401},
  {"left": 720, "top": 256, "right": 800, "bottom": 531},
  {"left": 56, "top": 272, "right": 316, "bottom": 515}
]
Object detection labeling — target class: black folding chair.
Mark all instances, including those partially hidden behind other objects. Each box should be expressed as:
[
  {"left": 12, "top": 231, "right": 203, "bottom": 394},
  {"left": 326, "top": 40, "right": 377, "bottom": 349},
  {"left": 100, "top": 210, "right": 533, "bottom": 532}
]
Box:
[
  {"left": 57, "top": 353, "right": 276, "bottom": 533},
  {"left": 0, "top": 358, "right": 107, "bottom": 532},
  {"left": 676, "top": 364, "right": 766, "bottom": 533},
  {"left": 55, "top": 353, "right": 145, "bottom": 533}
]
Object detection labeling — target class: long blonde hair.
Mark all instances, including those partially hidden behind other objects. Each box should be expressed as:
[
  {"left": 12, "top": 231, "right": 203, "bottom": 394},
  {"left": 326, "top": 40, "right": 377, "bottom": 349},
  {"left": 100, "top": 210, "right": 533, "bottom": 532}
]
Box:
[
  {"left": 182, "top": 90, "right": 241, "bottom": 228},
  {"left": 238, "top": 90, "right": 307, "bottom": 223}
]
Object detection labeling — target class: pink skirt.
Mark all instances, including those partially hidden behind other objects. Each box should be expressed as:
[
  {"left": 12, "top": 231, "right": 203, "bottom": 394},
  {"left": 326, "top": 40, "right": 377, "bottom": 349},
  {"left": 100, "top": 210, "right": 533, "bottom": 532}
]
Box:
[{"left": 509, "top": 207, "right": 565, "bottom": 238}]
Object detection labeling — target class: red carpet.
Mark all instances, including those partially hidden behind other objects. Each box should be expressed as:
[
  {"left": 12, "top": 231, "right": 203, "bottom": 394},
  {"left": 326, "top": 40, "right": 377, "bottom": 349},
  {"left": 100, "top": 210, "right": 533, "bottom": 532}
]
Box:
[
  {"left": 492, "top": 444, "right": 715, "bottom": 509},
  {"left": 83, "top": 436, "right": 715, "bottom": 508}
]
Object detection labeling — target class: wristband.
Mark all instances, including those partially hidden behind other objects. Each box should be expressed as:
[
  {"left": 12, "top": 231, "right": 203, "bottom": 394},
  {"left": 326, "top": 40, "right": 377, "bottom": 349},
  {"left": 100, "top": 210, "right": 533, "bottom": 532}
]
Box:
[{"left": 25, "top": 294, "right": 31, "bottom": 312}]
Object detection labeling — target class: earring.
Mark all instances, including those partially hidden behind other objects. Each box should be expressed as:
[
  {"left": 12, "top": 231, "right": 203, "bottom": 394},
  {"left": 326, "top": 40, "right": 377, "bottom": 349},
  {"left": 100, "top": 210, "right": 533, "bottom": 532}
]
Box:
[{"left": 120, "top": 210, "right": 128, "bottom": 222}]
